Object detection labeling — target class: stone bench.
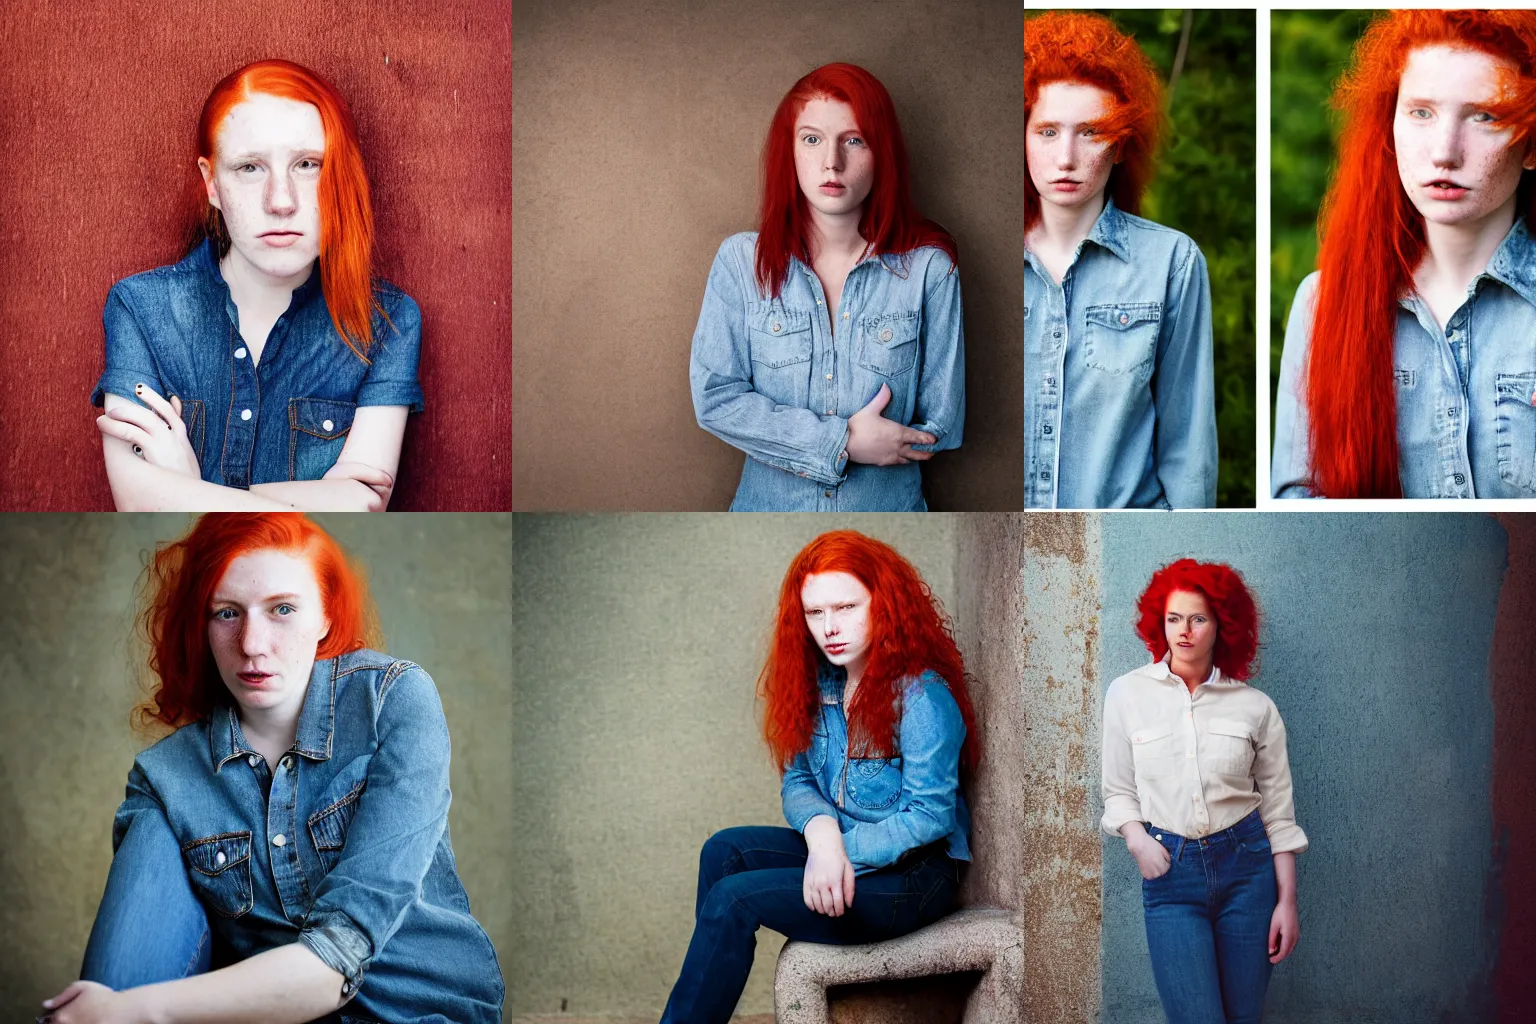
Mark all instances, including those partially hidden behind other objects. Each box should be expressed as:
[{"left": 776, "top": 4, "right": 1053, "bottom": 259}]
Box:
[{"left": 773, "top": 907, "right": 1023, "bottom": 1023}]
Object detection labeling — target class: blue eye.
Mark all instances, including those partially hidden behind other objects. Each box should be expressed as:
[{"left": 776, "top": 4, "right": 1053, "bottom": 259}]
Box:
[
  {"left": 275, "top": 603, "right": 296, "bottom": 615},
  {"left": 803, "top": 134, "right": 820, "bottom": 145},
  {"left": 846, "top": 137, "right": 864, "bottom": 147},
  {"left": 213, "top": 607, "right": 238, "bottom": 621}
]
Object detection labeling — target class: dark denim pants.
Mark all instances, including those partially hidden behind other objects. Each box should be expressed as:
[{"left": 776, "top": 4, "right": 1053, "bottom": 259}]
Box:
[
  {"left": 1141, "top": 809, "right": 1278, "bottom": 1024},
  {"left": 660, "top": 825, "right": 960, "bottom": 1024}
]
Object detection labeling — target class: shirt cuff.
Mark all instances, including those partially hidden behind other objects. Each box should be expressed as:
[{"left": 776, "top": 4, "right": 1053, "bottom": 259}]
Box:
[
  {"left": 1100, "top": 799, "right": 1142, "bottom": 839},
  {"left": 355, "top": 380, "right": 425, "bottom": 413},
  {"left": 1264, "top": 820, "right": 1309, "bottom": 855},
  {"left": 92, "top": 369, "right": 161, "bottom": 408},
  {"left": 299, "top": 912, "right": 373, "bottom": 1000}
]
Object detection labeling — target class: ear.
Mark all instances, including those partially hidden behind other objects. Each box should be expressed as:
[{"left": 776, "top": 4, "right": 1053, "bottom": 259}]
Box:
[
  {"left": 1523, "top": 140, "right": 1536, "bottom": 172},
  {"left": 197, "top": 157, "right": 222, "bottom": 211}
]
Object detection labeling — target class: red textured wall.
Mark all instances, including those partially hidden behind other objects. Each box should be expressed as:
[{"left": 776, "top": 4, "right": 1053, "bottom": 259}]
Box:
[{"left": 0, "top": 0, "right": 510, "bottom": 510}]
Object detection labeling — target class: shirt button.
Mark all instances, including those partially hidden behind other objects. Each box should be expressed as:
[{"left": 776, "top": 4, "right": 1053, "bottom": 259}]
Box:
[
  {"left": 825, "top": 374, "right": 833, "bottom": 381},
  {"left": 272, "top": 834, "right": 287, "bottom": 847},
  {"left": 825, "top": 408, "right": 834, "bottom": 414},
  {"left": 341, "top": 981, "right": 353, "bottom": 995},
  {"left": 281, "top": 755, "right": 294, "bottom": 770},
  {"left": 235, "top": 347, "right": 247, "bottom": 359},
  {"left": 241, "top": 409, "right": 252, "bottom": 421},
  {"left": 1043, "top": 425, "right": 1052, "bottom": 435},
  {"left": 1053, "top": 331, "right": 1062, "bottom": 339},
  {"left": 825, "top": 490, "right": 833, "bottom": 498},
  {"left": 1119, "top": 312, "right": 1130, "bottom": 325},
  {"left": 879, "top": 328, "right": 893, "bottom": 342},
  {"left": 215, "top": 850, "right": 227, "bottom": 866},
  {"left": 1155, "top": 834, "right": 1162, "bottom": 841},
  {"left": 322, "top": 419, "right": 334, "bottom": 431},
  {"left": 247, "top": 754, "right": 260, "bottom": 767},
  {"left": 817, "top": 299, "right": 823, "bottom": 305},
  {"left": 771, "top": 322, "right": 782, "bottom": 333},
  {"left": 1453, "top": 473, "right": 1466, "bottom": 486},
  {"left": 843, "top": 312, "right": 849, "bottom": 319}
]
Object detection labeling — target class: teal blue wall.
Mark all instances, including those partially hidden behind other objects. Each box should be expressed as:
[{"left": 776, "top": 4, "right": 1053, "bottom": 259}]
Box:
[{"left": 1098, "top": 513, "right": 1506, "bottom": 1023}]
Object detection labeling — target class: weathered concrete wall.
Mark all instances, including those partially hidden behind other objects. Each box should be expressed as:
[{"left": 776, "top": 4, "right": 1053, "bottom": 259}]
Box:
[
  {"left": 1096, "top": 513, "right": 1506, "bottom": 1024},
  {"left": 510, "top": 515, "right": 957, "bottom": 1019},
  {"left": 0, "top": 514, "right": 512, "bottom": 1019}
]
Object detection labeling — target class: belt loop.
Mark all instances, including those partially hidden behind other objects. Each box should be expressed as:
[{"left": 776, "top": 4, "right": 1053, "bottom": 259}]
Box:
[{"left": 1175, "top": 836, "right": 1187, "bottom": 861}]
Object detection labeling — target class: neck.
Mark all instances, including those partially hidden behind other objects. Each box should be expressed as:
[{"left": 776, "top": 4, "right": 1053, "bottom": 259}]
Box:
[
  {"left": 1169, "top": 654, "right": 1212, "bottom": 693},
  {"left": 807, "top": 205, "right": 868, "bottom": 263},
  {"left": 1415, "top": 198, "right": 1518, "bottom": 297},
  {"left": 220, "top": 249, "right": 314, "bottom": 317},
  {"left": 841, "top": 656, "right": 867, "bottom": 703},
  {"left": 1027, "top": 192, "right": 1107, "bottom": 255}
]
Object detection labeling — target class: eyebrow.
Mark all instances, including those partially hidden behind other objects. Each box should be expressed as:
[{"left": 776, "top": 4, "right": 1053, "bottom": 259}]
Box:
[
  {"left": 796, "top": 123, "right": 859, "bottom": 135},
  {"left": 210, "top": 592, "right": 304, "bottom": 605}
]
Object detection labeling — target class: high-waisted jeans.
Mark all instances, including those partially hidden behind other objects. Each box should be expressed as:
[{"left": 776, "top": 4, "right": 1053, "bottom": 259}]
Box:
[
  {"left": 1141, "top": 809, "right": 1278, "bottom": 1024},
  {"left": 660, "top": 825, "right": 961, "bottom": 1024}
]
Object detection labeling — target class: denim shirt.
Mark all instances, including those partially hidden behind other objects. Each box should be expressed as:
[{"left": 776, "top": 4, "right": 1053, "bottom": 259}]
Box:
[
  {"left": 690, "top": 232, "right": 965, "bottom": 511},
  {"left": 113, "top": 650, "right": 503, "bottom": 1022},
  {"left": 1024, "top": 199, "right": 1218, "bottom": 508},
  {"left": 1273, "top": 219, "right": 1536, "bottom": 498},
  {"left": 780, "top": 666, "right": 971, "bottom": 874},
  {"left": 91, "top": 240, "right": 424, "bottom": 488}
]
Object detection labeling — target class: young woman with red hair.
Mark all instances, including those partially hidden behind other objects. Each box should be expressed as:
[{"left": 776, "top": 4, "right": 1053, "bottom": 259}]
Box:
[
  {"left": 40, "top": 514, "right": 502, "bottom": 1024},
  {"left": 1273, "top": 11, "right": 1536, "bottom": 498},
  {"left": 659, "top": 530, "right": 979, "bottom": 1023},
  {"left": 1101, "top": 559, "right": 1307, "bottom": 1023},
  {"left": 689, "top": 64, "right": 964, "bottom": 511},
  {"left": 92, "top": 60, "right": 422, "bottom": 513},
  {"left": 1025, "top": 12, "right": 1217, "bottom": 509}
]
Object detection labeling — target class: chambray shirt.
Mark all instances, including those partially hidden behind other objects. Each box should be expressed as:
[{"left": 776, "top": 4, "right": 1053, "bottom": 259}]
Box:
[
  {"left": 113, "top": 650, "right": 503, "bottom": 1022},
  {"left": 781, "top": 666, "right": 971, "bottom": 874},
  {"left": 690, "top": 232, "right": 965, "bottom": 511},
  {"left": 1273, "top": 219, "right": 1536, "bottom": 498},
  {"left": 1025, "top": 199, "right": 1218, "bottom": 508},
  {"left": 91, "top": 239, "right": 424, "bottom": 488}
]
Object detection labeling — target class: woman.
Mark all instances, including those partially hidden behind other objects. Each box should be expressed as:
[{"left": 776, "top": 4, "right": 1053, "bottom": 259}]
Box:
[
  {"left": 689, "top": 64, "right": 964, "bottom": 512},
  {"left": 92, "top": 60, "right": 422, "bottom": 512},
  {"left": 1273, "top": 11, "right": 1536, "bottom": 498},
  {"left": 660, "top": 530, "right": 979, "bottom": 1023},
  {"left": 41, "top": 514, "right": 502, "bottom": 1024},
  {"left": 1024, "top": 12, "right": 1217, "bottom": 509},
  {"left": 1101, "top": 559, "right": 1305, "bottom": 1024}
]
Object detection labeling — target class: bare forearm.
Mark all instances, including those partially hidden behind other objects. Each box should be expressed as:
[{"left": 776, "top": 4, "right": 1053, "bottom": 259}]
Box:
[
  {"left": 124, "top": 943, "right": 343, "bottom": 1024},
  {"left": 1273, "top": 850, "right": 1297, "bottom": 904},
  {"left": 251, "top": 479, "right": 382, "bottom": 511},
  {"left": 107, "top": 458, "right": 292, "bottom": 512}
]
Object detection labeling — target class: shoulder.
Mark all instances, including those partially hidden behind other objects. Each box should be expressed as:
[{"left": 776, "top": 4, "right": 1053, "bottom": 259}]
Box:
[
  {"left": 900, "top": 670, "right": 963, "bottom": 719},
  {"left": 107, "top": 248, "right": 209, "bottom": 308},
  {"left": 133, "top": 719, "right": 214, "bottom": 779},
  {"left": 1116, "top": 212, "right": 1203, "bottom": 267},
  {"left": 1291, "top": 271, "right": 1321, "bottom": 313},
  {"left": 715, "top": 231, "right": 759, "bottom": 264},
  {"left": 371, "top": 279, "right": 420, "bottom": 319},
  {"left": 903, "top": 245, "right": 958, "bottom": 287},
  {"left": 1105, "top": 663, "right": 1160, "bottom": 701},
  {"left": 330, "top": 647, "right": 437, "bottom": 703}
]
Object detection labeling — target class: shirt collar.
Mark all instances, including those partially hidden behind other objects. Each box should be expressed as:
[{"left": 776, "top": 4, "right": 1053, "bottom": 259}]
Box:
[
  {"left": 816, "top": 660, "right": 847, "bottom": 704},
  {"left": 195, "top": 236, "right": 325, "bottom": 314},
  {"left": 1085, "top": 196, "right": 1133, "bottom": 263},
  {"left": 1398, "top": 216, "right": 1536, "bottom": 314},
  {"left": 1145, "top": 650, "right": 1231, "bottom": 688},
  {"left": 209, "top": 657, "right": 337, "bottom": 771}
]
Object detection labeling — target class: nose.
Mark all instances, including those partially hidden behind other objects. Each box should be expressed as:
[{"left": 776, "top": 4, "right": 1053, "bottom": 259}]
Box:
[
  {"left": 239, "top": 615, "right": 270, "bottom": 657},
  {"left": 265, "top": 167, "right": 298, "bottom": 216},
  {"left": 824, "top": 612, "right": 840, "bottom": 639},
  {"left": 1057, "top": 133, "right": 1078, "bottom": 172},
  {"left": 1430, "top": 120, "right": 1465, "bottom": 171},
  {"left": 823, "top": 139, "right": 845, "bottom": 174}
]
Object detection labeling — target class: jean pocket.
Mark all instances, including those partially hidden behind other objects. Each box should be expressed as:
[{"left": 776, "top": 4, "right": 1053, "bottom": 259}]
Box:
[
  {"left": 846, "top": 755, "right": 903, "bottom": 810},
  {"left": 1083, "top": 302, "right": 1160, "bottom": 382},
  {"left": 286, "top": 397, "right": 354, "bottom": 481},
  {"left": 749, "top": 308, "right": 813, "bottom": 408},
  {"left": 1494, "top": 372, "right": 1536, "bottom": 492},
  {"left": 182, "top": 832, "right": 253, "bottom": 919}
]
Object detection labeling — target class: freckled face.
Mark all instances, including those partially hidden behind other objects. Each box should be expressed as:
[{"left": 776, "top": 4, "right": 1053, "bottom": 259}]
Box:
[
  {"left": 207, "top": 549, "right": 331, "bottom": 720},
  {"left": 793, "top": 97, "right": 875, "bottom": 219},
  {"left": 1164, "top": 589, "right": 1216, "bottom": 668},
  {"left": 1027, "top": 80, "right": 1118, "bottom": 213},
  {"left": 800, "top": 571, "right": 874, "bottom": 680},
  {"left": 1394, "top": 45, "right": 1536, "bottom": 228}
]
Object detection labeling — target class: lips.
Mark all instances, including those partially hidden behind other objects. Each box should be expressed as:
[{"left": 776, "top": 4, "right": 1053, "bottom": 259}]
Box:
[
  {"left": 237, "top": 671, "right": 273, "bottom": 686},
  {"left": 818, "top": 182, "right": 847, "bottom": 195},
  {"left": 1424, "top": 181, "right": 1469, "bottom": 200},
  {"left": 825, "top": 643, "right": 848, "bottom": 655},
  {"left": 259, "top": 231, "right": 303, "bottom": 248}
]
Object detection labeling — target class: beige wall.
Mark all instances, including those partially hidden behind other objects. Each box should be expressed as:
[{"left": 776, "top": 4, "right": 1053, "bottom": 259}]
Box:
[
  {"left": 513, "top": 0, "right": 1024, "bottom": 510},
  {"left": 511, "top": 514, "right": 958, "bottom": 1016},
  {"left": 0, "top": 514, "right": 511, "bottom": 1017}
]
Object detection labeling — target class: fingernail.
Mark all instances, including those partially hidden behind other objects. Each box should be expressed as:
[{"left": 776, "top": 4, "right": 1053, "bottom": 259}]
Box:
[
  {"left": 134, "top": 383, "right": 142, "bottom": 392},
  {"left": 42, "top": 1000, "right": 52, "bottom": 1008}
]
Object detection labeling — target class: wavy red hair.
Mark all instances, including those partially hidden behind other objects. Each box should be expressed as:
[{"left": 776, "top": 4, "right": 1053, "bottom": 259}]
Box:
[
  {"left": 759, "top": 530, "right": 979, "bottom": 774},
  {"left": 191, "top": 59, "right": 384, "bottom": 362},
  {"left": 754, "top": 63, "right": 957, "bottom": 298},
  {"left": 1134, "top": 559, "right": 1259, "bottom": 682},
  {"left": 1306, "top": 11, "right": 1536, "bottom": 497},
  {"left": 134, "top": 513, "right": 382, "bottom": 731},
  {"left": 1024, "top": 11, "right": 1163, "bottom": 234}
]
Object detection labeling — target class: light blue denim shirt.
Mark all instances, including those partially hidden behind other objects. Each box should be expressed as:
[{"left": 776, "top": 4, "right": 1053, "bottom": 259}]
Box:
[
  {"left": 1024, "top": 198, "right": 1218, "bottom": 508},
  {"left": 1273, "top": 218, "right": 1536, "bottom": 498},
  {"left": 690, "top": 232, "right": 964, "bottom": 511},
  {"left": 780, "top": 666, "right": 971, "bottom": 874},
  {"left": 114, "top": 650, "right": 503, "bottom": 1022}
]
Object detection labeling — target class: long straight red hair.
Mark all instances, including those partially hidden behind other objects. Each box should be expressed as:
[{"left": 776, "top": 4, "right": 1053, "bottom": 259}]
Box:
[
  {"left": 759, "top": 530, "right": 980, "bottom": 775},
  {"left": 1306, "top": 11, "right": 1536, "bottom": 497},
  {"left": 1024, "top": 11, "right": 1163, "bottom": 234},
  {"left": 135, "top": 513, "right": 383, "bottom": 731},
  {"left": 754, "top": 63, "right": 957, "bottom": 299},
  {"left": 191, "top": 59, "right": 383, "bottom": 362}
]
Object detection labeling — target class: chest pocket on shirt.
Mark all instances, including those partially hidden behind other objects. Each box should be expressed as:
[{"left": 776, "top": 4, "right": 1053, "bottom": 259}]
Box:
[
  {"left": 846, "top": 756, "right": 903, "bottom": 810},
  {"left": 749, "top": 309, "right": 813, "bottom": 408},
  {"left": 1204, "top": 718, "right": 1255, "bottom": 778},
  {"left": 288, "top": 398, "right": 355, "bottom": 481},
  {"left": 182, "top": 831, "right": 254, "bottom": 919},
  {"left": 308, "top": 776, "right": 368, "bottom": 874},
  {"left": 1494, "top": 371, "right": 1536, "bottom": 493},
  {"left": 856, "top": 313, "right": 921, "bottom": 421},
  {"left": 1130, "top": 725, "right": 1175, "bottom": 781},
  {"left": 1083, "top": 302, "right": 1160, "bottom": 382}
]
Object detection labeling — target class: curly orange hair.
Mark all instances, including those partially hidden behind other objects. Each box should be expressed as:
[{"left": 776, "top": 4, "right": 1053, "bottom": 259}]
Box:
[
  {"left": 134, "top": 513, "right": 383, "bottom": 731},
  {"left": 1306, "top": 11, "right": 1536, "bottom": 497},
  {"left": 758, "top": 530, "right": 979, "bottom": 774},
  {"left": 1024, "top": 11, "right": 1164, "bottom": 233}
]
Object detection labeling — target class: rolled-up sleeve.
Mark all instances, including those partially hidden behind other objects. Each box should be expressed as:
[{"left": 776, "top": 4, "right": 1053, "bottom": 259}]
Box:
[
  {"left": 1254, "top": 700, "right": 1309, "bottom": 854},
  {"left": 1100, "top": 678, "right": 1143, "bottom": 837},
  {"left": 93, "top": 282, "right": 165, "bottom": 408},
  {"left": 298, "top": 663, "right": 451, "bottom": 996},
  {"left": 905, "top": 252, "right": 964, "bottom": 455},
  {"left": 1153, "top": 239, "right": 1218, "bottom": 508},
  {"left": 355, "top": 290, "right": 424, "bottom": 412}
]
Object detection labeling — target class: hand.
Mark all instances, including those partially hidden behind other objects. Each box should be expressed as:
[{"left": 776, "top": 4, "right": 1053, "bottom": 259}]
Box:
[
  {"left": 39, "top": 980, "right": 140, "bottom": 1024},
  {"left": 1126, "top": 830, "right": 1171, "bottom": 880},
  {"left": 802, "top": 816, "right": 856, "bottom": 917},
  {"left": 1269, "top": 897, "right": 1300, "bottom": 963},
  {"left": 845, "top": 384, "right": 938, "bottom": 466},
  {"left": 322, "top": 460, "right": 395, "bottom": 511},
  {"left": 97, "top": 384, "right": 200, "bottom": 477}
]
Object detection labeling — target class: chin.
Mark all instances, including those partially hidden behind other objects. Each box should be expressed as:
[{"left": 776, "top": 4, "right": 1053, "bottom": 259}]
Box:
[{"left": 237, "top": 244, "right": 318, "bottom": 279}]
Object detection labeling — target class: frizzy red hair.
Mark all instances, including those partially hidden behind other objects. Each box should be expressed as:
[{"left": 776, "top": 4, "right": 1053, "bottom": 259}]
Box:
[
  {"left": 134, "top": 513, "right": 383, "bottom": 731},
  {"left": 1134, "top": 559, "right": 1260, "bottom": 682},
  {"left": 754, "top": 63, "right": 957, "bottom": 298},
  {"left": 1306, "top": 11, "right": 1536, "bottom": 497},
  {"left": 1024, "top": 11, "right": 1163, "bottom": 234},
  {"left": 758, "top": 530, "right": 980, "bottom": 774},
  {"left": 192, "top": 59, "right": 385, "bottom": 362}
]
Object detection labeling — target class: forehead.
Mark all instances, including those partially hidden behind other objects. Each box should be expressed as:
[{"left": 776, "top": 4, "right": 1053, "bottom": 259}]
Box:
[
  {"left": 213, "top": 548, "right": 321, "bottom": 599},
  {"left": 1029, "top": 80, "right": 1116, "bottom": 126},
  {"left": 797, "top": 95, "right": 860, "bottom": 132},
  {"left": 216, "top": 92, "right": 326, "bottom": 155},
  {"left": 800, "top": 571, "right": 870, "bottom": 605},
  {"left": 1398, "top": 45, "right": 1513, "bottom": 105},
  {"left": 1164, "top": 588, "right": 1211, "bottom": 615}
]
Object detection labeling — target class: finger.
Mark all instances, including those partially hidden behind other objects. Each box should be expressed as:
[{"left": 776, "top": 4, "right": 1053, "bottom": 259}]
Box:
[
  {"left": 43, "top": 981, "right": 86, "bottom": 1007},
  {"left": 829, "top": 882, "right": 843, "bottom": 917},
  {"left": 105, "top": 401, "right": 165, "bottom": 435},
  {"left": 858, "top": 382, "right": 892, "bottom": 414},
  {"left": 133, "top": 383, "right": 177, "bottom": 429},
  {"left": 843, "top": 861, "right": 856, "bottom": 908},
  {"left": 1268, "top": 919, "right": 1281, "bottom": 957},
  {"left": 901, "top": 428, "right": 938, "bottom": 446},
  {"left": 170, "top": 394, "right": 183, "bottom": 419},
  {"left": 96, "top": 416, "right": 154, "bottom": 449},
  {"left": 897, "top": 445, "right": 935, "bottom": 461}
]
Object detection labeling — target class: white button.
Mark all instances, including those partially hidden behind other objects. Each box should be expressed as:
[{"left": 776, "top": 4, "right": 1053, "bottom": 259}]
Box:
[
  {"left": 272, "top": 834, "right": 287, "bottom": 847},
  {"left": 235, "top": 347, "right": 247, "bottom": 359},
  {"left": 825, "top": 374, "right": 833, "bottom": 381},
  {"left": 215, "top": 850, "right": 226, "bottom": 866},
  {"left": 247, "top": 754, "right": 259, "bottom": 767},
  {"left": 842, "top": 312, "right": 849, "bottom": 319},
  {"left": 879, "top": 328, "right": 893, "bottom": 342},
  {"left": 816, "top": 299, "right": 823, "bottom": 305},
  {"left": 322, "top": 419, "right": 334, "bottom": 431},
  {"left": 771, "top": 322, "right": 782, "bottom": 333},
  {"left": 1155, "top": 834, "right": 1162, "bottom": 841},
  {"left": 241, "top": 409, "right": 252, "bottom": 421},
  {"left": 281, "top": 755, "right": 294, "bottom": 770}
]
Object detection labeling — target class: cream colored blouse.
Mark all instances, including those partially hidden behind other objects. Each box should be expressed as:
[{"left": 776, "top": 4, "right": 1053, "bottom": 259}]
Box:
[{"left": 1100, "top": 656, "right": 1308, "bottom": 854}]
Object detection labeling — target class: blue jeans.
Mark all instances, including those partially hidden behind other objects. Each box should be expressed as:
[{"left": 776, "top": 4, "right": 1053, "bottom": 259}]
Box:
[
  {"left": 1141, "top": 810, "right": 1278, "bottom": 1024},
  {"left": 660, "top": 825, "right": 961, "bottom": 1024}
]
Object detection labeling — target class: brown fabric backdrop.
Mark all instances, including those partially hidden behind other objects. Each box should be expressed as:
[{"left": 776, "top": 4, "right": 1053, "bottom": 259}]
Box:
[
  {"left": 0, "top": 0, "right": 510, "bottom": 510},
  {"left": 513, "top": 0, "right": 1024, "bottom": 510}
]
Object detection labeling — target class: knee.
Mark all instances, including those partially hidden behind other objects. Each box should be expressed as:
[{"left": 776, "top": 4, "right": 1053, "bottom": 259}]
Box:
[{"left": 698, "top": 826, "right": 753, "bottom": 877}]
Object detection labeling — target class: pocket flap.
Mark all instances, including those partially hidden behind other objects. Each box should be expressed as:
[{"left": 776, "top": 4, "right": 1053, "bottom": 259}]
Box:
[
  {"left": 1086, "top": 303, "right": 1162, "bottom": 330},
  {"left": 308, "top": 781, "right": 366, "bottom": 851},
  {"left": 1131, "top": 726, "right": 1172, "bottom": 745},
  {"left": 1207, "top": 717, "right": 1251, "bottom": 740},
  {"left": 1495, "top": 372, "right": 1536, "bottom": 403},
  {"left": 288, "top": 397, "right": 356, "bottom": 440},
  {"left": 860, "top": 314, "right": 919, "bottom": 349},
  {"left": 183, "top": 831, "right": 251, "bottom": 876}
]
